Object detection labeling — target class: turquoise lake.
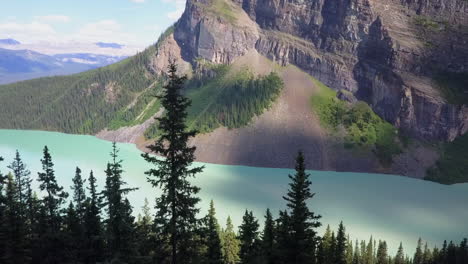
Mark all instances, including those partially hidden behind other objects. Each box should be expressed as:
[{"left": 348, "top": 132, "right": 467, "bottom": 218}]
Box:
[{"left": 0, "top": 129, "right": 467, "bottom": 254}]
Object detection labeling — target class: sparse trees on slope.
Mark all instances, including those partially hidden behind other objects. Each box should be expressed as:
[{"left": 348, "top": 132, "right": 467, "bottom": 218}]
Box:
[{"left": 142, "top": 62, "right": 204, "bottom": 264}]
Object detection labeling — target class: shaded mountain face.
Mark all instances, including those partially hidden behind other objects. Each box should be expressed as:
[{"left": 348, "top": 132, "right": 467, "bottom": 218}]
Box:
[
  {"left": 0, "top": 48, "right": 127, "bottom": 84},
  {"left": 0, "top": 38, "right": 21, "bottom": 45},
  {"left": 173, "top": 0, "right": 468, "bottom": 141}
]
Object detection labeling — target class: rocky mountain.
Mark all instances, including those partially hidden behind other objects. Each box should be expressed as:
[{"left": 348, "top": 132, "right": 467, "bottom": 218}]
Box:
[
  {"left": 174, "top": 0, "right": 468, "bottom": 141},
  {"left": 1, "top": 0, "right": 467, "bottom": 182},
  {"left": 0, "top": 48, "right": 127, "bottom": 84}
]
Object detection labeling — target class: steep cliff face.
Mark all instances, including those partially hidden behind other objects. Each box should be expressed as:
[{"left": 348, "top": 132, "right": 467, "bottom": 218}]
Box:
[{"left": 173, "top": 0, "right": 468, "bottom": 141}]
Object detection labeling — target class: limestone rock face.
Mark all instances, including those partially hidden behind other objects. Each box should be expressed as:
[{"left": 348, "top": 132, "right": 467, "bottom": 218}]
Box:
[{"left": 167, "top": 0, "right": 468, "bottom": 141}]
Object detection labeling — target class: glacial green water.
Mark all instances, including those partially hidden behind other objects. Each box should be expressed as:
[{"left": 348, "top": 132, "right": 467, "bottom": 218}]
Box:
[{"left": 0, "top": 129, "right": 467, "bottom": 254}]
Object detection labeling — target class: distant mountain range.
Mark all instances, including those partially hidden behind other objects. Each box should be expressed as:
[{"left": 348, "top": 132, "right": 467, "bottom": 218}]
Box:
[
  {"left": 95, "top": 42, "right": 124, "bottom": 49},
  {"left": 0, "top": 45, "right": 127, "bottom": 84},
  {"left": 0, "top": 38, "right": 21, "bottom": 45}
]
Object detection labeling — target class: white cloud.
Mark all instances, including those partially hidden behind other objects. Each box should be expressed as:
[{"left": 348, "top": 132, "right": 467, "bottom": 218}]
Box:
[
  {"left": 162, "top": 0, "right": 186, "bottom": 20},
  {"left": 130, "top": 0, "right": 146, "bottom": 2},
  {"left": 35, "top": 15, "right": 71, "bottom": 23},
  {"left": 167, "top": 8, "right": 185, "bottom": 19},
  {"left": 74, "top": 20, "right": 135, "bottom": 43},
  {"left": 0, "top": 21, "right": 58, "bottom": 42}
]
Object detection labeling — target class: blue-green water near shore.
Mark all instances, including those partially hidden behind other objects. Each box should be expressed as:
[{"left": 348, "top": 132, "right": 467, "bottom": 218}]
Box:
[{"left": 0, "top": 129, "right": 467, "bottom": 254}]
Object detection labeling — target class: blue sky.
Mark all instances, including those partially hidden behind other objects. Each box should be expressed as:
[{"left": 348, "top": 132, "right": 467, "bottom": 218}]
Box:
[{"left": 0, "top": 0, "right": 185, "bottom": 54}]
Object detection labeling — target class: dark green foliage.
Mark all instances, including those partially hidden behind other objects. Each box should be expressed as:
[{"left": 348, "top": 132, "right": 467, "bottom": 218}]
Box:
[
  {"left": 142, "top": 62, "right": 204, "bottom": 264},
  {"left": 220, "top": 216, "right": 241, "bottom": 264},
  {"left": 71, "top": 167, "right": 86, "bottom": 220},
  {"left": 335, "top": 222, "right": 347, "bottom": 264},
  {"left": 282, "top": 151, "right": 322, "bottom": 264},
  {"left": 36, "top": 146, "right": 69, "bottom": 263},
  {"left": 394, "top": 243, "right": 405, "bottom": 264},
  {"left": 433, "top": 72, "right": 468, "bottom": 105},
  {"left": 0, "top": 144, "right": 468, "bottom": 264},
  {"left": 262, "top": 208, "right": 275, "bottom": 264},
  {"left": 83, "top": 170, "right": 104, "bottom": 263},
  {"left": 239, "top": 210, "right": 261, "bottom": 264},
  {"left": 426, "top": 133, "right": 468, "bottom": 184},
  {"left": 376, "top": 241, "right": 388, "bottom": 264},
  {"left": 7, "top": 150, "right": 32, "bottom": 217},
  {"left": 311, "top": 81, "right": 402, "bottom": 165},
  {"left": 144, "top": 66, "right": 283, "bottom": 139},
  {"left": 414, "top": 238, "right": 424, "bottom": 264},
  {"left": 4, "top": 173, "right": 27, "bottom": 263},
  {"left": 0, "top": 28, "right": 181, "bottom": 134},
  {"left": 101, "top": 142, "right": 138, "bottom": 260},
  {"left": 203, "top": 200, "right": 223, "bottom": 264},
  {"left": 135, "top": 198, "right": 154, "bottom": 258},
  {"left": 37, "top": 146, "right": 68, "bottom": 229},
  {"left": 274, "top": 210, "right": 291, "bottom": 263}
]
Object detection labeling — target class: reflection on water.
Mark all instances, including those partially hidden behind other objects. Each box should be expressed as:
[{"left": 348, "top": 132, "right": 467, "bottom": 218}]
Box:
[{"left": 0, "top": 129, "right": 467, "bottom": 254}]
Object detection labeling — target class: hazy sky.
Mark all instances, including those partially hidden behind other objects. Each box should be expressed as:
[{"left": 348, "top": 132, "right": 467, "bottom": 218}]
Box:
[{"left": 0, "top": 0, "right": 185, "bottom": 54}]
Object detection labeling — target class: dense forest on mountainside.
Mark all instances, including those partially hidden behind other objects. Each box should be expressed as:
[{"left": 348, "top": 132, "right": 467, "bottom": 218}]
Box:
[
  {"left": 144, "top": 65, "right": 283, "bottom": 139},
  {"left": 0, "top": 47, "right": 158, "bottom": 134},
  {"left": 309, "top": 79, "right": 401, "bottom": 166},
  {"left": 426, "top": 133, "right": 468, "bottom": 184}
]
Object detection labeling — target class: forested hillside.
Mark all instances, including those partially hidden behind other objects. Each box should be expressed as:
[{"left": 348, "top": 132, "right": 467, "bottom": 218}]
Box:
[{"left": 0, "top": 45, "right": 158, "bottom": 134}]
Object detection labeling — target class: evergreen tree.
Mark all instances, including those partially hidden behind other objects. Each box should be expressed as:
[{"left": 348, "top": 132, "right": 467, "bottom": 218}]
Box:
[
  {"left": 38, "top": 146, "right": 68, "bottom": 228},
  {"left": 376, "top": 241, "right": 388, "bottom": 264},
  {"left": 71, "top": 167, "right": 86, "bottom": 220},
  {"left": 102, "top": 143, "right": 137, "bottom": 261},
  {"left": 239, "top": 210, "right": 260, "bottom": 264},
  {"left": 7, "top": 151, "right": 32, "bottom": 261},
  {"left": 135, "top": 198, "right": 154, "bottom": 257},
  {"left": 262, "top": 208, "right": 275, "bottom": 264},
  {"left": 37, "top": 146, "right": 68, "bottom": 263},
  {"left": 4, "top": 173, "right": 26, "bottom": 263},
  {"left": 83, "top": 170, "right": 104, "bottom": 263},
  {"left": 422, "top": 242, "right": 432, "bottom": 264},
  {"left": 346, "top": 235, "right": 354, "bottom": 264},
  {"left": 0, "top": 157, "right": 6, "bottom": 261},
  {"left": 414, "top": 238, "right": 423, "bottom": 264},
  {"left": 321, "top": 225, "right": 334, "bottom": 264},
  {"left": 204, "top": 200, "right": 223, "bottom": 264},
  {"left": 64, "top": 201, "right": 80, "bottom": 261},
  {"left": 142, "top": 62, "right": 204, "bottom": 264},
  {"left": 221, "top": 216, "right": 241, "bottom": 264},
  {"left": 394, "top": 243, "right": 405, "bottom": 264},
  {"left": 275, "top": 210, "right": 291, "bottom": 263},
  {"left": 353, "top": 240, "right": 361, "bottom": 264},
  {"left": 366, "top": 237, "right": 374, "bottom": 264},
  {"left": 335, "top": 222, "right": 347, "bottom": 264},
  {"left": 7, "top": 150, "right": 32, "bottom": 219},
  {"left": 283, "top": 151, "right": 322, "bottom": 264}
]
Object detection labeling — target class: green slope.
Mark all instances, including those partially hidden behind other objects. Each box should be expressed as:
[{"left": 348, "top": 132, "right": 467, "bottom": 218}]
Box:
[{"left": 0, "top": 34, "right": 165, "bottom": 134}]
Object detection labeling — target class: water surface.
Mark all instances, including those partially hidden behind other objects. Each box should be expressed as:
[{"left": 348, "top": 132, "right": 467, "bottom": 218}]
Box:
[{"left": 0, "top": 129, "right": 467, "bottom": 254}]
